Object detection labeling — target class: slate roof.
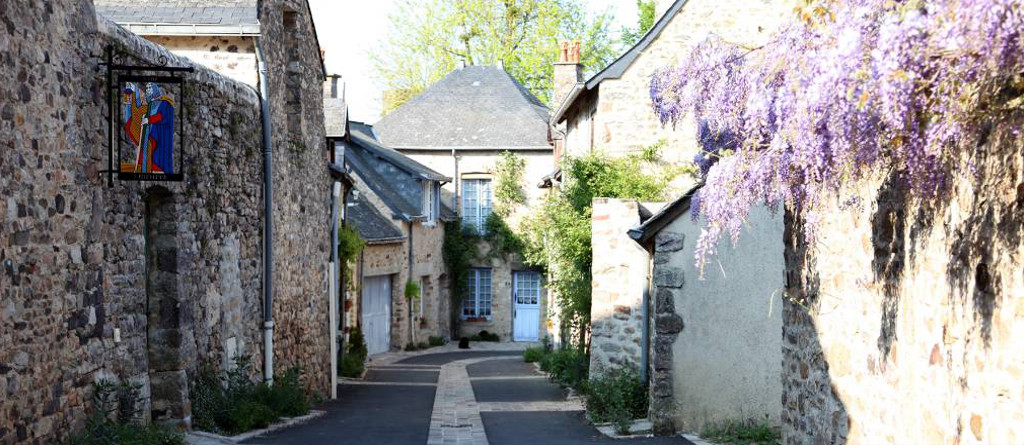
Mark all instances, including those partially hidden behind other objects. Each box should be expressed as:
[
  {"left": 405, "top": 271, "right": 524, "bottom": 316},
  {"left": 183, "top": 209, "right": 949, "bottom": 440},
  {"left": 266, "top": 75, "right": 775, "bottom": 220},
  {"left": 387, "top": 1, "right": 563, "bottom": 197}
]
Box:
[
  {"left": 347, "top": 195, "right": 405, "bottom": 244},
  {"left": 343, "top": 122, "right": 454, "bottom": 222},
  {"left": 93, "top": 0, "right": 258, "bottom": 26},
  {"left": 627, "top": 183, "right": 702, "bottom": 246},
  {"left": 374, "top": 66, "right": 551, "bottom": 150},
  {"left": 349, "top": 122, "right": 449, "bottom": 182}
]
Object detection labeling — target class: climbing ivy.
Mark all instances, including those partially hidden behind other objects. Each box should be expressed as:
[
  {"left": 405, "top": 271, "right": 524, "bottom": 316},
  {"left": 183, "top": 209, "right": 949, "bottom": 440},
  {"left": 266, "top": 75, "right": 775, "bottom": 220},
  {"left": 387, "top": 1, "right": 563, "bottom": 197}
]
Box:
[
  {"left": 520, "top": 144, "right": 690, "bottom": 348},
  {"left": 443, "top": 221, "right": 479, "bottom": 335},
  {"left": 493, "top": 151, "right": 527, "bottom": 217}
]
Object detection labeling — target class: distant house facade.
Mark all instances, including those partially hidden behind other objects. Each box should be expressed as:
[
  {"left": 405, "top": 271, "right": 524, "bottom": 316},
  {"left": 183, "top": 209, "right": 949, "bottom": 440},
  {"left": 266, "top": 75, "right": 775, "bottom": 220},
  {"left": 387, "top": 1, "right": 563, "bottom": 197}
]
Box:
[
  {"left": 374, "top": 65, "right": 554, "bottom": 342},
  {"left": 336, "top": 122, "right": 453, "bottom": 354},
  {"left": 544, "top": 0, "right": 799, "bottom": 436}
]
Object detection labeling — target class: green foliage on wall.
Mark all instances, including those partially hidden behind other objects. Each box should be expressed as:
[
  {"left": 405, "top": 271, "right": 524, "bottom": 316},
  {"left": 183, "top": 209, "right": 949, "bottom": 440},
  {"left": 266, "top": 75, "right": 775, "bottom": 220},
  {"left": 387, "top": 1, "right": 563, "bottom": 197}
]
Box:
[
  {"left": 405, "top": 280, "right": 421, "bottom": 300},
  {"left": 493, "top": 151, "right": 527, "bottom": 217},
  {"left": 520, "top": 142, "right": 690, "bottom": 348},
  {"left": 338, "top": 224, "right": 365, "bottom": 266},
  {"left": 443, "top": 221, "right": 480, "bottom": 331}
]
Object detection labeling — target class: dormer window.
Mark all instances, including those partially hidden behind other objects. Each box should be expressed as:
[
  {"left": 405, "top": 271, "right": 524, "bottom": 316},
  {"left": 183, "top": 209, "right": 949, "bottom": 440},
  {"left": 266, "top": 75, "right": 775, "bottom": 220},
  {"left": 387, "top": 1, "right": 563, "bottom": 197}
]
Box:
[{"left": 422, "top": 181, "right": 439, "bottom": 224}]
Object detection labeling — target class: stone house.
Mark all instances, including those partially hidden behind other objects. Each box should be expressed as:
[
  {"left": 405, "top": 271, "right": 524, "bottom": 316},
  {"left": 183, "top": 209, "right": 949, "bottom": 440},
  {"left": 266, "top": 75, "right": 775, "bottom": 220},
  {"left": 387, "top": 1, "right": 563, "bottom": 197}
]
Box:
[
  {"left": 626, "top": 190, "right": 785, "bottom": 436},
  {"left": 546, "top": 0, "right": 796, "bottom": 376},
  {"left": 374, "top": 65, "right": 554, "bottom": 342},
  {"left": 337, "top": 122, "right": 453, "bottom": 354},
  {"left": 1, "top": 0, "right": 340, "bottom": 442}
]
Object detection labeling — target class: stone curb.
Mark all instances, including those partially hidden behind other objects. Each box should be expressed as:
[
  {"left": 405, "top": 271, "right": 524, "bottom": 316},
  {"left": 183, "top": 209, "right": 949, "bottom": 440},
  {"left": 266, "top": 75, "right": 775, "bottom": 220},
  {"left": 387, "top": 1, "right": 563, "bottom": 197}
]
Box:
[{"left": 186, "top": 410, "right": 326, "bottom": 444}]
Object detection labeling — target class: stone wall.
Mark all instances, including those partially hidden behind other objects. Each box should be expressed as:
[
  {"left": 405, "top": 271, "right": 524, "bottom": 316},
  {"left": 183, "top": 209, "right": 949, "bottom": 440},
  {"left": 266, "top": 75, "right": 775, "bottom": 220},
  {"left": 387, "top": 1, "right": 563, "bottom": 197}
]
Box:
[
  {"left": 781, "top": 114, "right": 1024, "bottom": 444},
  {"left": 146, "top": 35, "right": 257, "bottom": 87},
  {"left": 589, "top": 199, "right": 653, "bottom": 377},
  {"left": 0, "top": 1, "right": 333, "bottom": 442},
  {"left": 653, "top": 206, "right": 784, "bottom": 434},
  {"left": 564, "top": 0, "right": 796, "bottom": 167}
]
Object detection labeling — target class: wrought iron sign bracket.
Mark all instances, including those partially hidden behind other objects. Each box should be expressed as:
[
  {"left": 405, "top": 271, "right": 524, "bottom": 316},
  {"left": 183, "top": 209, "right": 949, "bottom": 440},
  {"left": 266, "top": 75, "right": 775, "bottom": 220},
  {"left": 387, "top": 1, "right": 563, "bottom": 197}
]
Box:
[{"left": 101, "top": 45, "right": 195, "bottom": 187}]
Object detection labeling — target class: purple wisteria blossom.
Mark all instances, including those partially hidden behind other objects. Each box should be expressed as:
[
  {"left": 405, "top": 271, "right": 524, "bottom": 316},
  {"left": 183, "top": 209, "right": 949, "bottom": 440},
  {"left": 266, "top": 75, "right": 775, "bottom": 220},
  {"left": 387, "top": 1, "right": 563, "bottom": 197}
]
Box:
[{"left": 650, "top": 0, "right": 1024, "bottom": 274}]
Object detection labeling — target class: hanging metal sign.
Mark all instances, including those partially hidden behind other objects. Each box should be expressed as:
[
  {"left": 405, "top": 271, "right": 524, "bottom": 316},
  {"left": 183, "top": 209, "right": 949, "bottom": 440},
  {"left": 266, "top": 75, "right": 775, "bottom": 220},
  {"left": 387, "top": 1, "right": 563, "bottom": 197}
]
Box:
[{"left": 102, "top": 45, "right": 194, "bottom": 186}]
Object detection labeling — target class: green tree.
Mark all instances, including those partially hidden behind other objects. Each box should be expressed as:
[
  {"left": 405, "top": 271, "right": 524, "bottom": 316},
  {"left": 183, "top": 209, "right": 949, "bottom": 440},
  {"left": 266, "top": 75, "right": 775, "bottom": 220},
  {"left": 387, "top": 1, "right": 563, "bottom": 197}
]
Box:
[
  {"left": 374, "top": 0, "right": 617, "bottom": 113},
  {"left": 620, "top": 0, "right": 656, "bottom": 47},
  {"left": 519, "top": 144, "right": 689, "bottom": 348}
]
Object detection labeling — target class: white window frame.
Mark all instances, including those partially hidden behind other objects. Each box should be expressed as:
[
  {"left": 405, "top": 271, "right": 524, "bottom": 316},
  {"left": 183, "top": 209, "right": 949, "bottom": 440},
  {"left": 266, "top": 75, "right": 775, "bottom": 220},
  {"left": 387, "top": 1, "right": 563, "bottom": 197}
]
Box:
[
  {"left": 462, "top": 268, "right": 492, "bottom": 320},
  {"left": 461, "top": 178, "right": 492, "bottom": 233},
  {"left": 422, "top": 181, "right": 437, "bottom": 225}
]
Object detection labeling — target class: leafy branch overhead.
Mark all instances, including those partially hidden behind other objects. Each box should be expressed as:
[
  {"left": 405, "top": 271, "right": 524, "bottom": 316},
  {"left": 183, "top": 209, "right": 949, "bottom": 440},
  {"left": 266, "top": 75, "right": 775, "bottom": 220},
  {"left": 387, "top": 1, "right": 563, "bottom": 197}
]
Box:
[{"left": 374, "top": 0, "right": 619, "bottom": 113}]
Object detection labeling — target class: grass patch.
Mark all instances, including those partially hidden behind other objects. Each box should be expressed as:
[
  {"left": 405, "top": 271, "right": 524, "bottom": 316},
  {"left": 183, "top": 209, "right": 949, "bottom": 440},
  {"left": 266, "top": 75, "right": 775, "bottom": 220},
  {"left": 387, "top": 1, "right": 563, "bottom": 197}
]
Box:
[
  {"left": 191, "top": 356, "right": 311, "bottom": 435},
  {"left": 701, "top": 418, "right": 781, "bottom": 445},
  {"left": 64, "top": 380, "right": 184, "bottom": 445}
]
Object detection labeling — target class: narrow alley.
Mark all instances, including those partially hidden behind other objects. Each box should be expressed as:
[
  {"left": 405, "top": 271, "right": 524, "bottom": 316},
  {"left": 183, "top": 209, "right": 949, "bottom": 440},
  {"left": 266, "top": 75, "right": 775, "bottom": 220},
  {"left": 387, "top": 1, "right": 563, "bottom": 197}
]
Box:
[{"left": 242, "top": 347, "right": 694, "bottom": 445}]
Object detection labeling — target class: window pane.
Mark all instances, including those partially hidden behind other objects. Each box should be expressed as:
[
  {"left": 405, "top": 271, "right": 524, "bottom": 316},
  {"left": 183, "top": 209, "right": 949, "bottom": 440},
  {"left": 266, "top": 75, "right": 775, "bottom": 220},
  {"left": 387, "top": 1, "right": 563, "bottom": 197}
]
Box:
[
  {"left": 479, "top": 269, "right": 492, "bottom": 316},
  {"left": 463, "top": 271, "right": 477, "bottom": 317}
]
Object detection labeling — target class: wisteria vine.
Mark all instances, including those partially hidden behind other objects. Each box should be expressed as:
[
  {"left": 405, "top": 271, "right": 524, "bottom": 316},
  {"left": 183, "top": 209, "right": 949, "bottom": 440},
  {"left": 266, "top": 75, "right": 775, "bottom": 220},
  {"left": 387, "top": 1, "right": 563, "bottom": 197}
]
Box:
[{"left": 650, "top": 0, "right": 1024, "bottom": 274}]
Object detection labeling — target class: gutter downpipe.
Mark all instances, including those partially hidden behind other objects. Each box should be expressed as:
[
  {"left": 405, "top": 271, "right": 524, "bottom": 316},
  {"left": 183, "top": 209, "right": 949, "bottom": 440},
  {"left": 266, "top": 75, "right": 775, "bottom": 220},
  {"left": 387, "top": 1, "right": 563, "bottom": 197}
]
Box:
[
  {"left": 329, "top": 181, "right": 341, "bottom": 399},
  {"left": 336, "top": 182, "right": 350, "bottom": 399},
  {"left": 256, "top": 39, "right": 275, "bottom": 384},
  {"left": 408, "top": 220, "right": 415, "bottom": 345},
  {"left": 641, "top": 251, "right": 652, "bottom": 384}
]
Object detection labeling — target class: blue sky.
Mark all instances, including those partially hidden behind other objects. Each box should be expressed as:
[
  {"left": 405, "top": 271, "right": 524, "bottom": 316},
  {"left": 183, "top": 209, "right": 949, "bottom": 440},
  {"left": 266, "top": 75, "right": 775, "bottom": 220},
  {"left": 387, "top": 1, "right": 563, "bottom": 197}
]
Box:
[{"left": 309, "top": 0, "right": 640, "bottom": 123}]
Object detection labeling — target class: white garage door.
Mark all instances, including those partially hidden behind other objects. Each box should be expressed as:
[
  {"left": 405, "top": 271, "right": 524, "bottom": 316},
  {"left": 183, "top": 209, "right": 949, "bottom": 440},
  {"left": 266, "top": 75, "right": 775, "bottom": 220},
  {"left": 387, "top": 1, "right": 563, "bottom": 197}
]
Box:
[{"left": 362, "top": 275, "right": 392, "bottom": 355}]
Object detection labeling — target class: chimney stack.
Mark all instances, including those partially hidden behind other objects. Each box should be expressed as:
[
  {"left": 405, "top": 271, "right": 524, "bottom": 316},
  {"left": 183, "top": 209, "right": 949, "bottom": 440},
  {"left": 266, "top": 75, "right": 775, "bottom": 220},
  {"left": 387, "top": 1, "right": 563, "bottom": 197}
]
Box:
[{"left": 553, "top": 40, "right": 582, "bottom": 107}]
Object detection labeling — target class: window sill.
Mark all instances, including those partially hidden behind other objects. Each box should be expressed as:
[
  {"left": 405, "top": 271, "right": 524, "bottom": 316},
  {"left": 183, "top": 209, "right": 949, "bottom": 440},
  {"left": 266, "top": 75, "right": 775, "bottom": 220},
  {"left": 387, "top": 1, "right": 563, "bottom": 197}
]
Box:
[{"left": 461, "top": 317, "right": 492, "bottom": 323}]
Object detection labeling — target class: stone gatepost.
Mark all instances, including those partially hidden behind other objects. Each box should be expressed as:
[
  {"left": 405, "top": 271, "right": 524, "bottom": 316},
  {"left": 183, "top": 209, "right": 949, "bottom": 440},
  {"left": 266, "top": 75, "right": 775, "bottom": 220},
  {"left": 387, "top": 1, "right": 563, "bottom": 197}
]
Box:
[{"left": 650, "top": 231, "right": 684, "bottom": 436}]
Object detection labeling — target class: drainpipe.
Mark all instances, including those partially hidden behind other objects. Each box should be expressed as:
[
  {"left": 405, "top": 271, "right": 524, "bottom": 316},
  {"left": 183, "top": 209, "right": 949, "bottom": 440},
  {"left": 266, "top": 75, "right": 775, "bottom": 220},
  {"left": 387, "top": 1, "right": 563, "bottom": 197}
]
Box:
[
  {"left": 641, "top": 250, "right": 653, "bottom": 384},
  {"left": 329, "top": 181, "right": 341, "bottom": 399},
  {"left": 408, "top": 220, "right": 415, "bottom": 345},
  {"left": 452, "top": 149, "right": 459, "bottom": 211},
  {"left": 255, "top": 39, "right": 275, "bottom": 384}
]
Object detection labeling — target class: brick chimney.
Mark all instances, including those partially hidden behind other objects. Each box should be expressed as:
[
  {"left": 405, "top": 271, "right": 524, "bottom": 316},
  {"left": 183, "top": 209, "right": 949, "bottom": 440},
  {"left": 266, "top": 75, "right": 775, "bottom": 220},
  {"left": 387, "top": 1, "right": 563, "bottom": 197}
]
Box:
[{"left": 552, "top": 40, "right": 582, "bottom": 108}]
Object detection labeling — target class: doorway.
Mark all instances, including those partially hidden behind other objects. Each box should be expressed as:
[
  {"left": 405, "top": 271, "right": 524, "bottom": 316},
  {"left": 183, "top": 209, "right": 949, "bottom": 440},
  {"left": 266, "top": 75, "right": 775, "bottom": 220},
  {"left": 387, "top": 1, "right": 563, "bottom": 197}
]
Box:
[
  {"left": 362, "top": 275, "right": 392, "bottom": 355},
  {"left": 513, "top": 271, "right": 541, "bottom": 342}
]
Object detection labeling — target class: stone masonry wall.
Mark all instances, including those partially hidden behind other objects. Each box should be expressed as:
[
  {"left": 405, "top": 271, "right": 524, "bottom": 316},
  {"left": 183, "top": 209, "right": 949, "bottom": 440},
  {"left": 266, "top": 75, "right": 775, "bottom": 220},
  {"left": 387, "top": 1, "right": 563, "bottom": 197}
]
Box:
[
  {"left": 0, "top": 2, "right": 333, "bottom": 442},
  {"left": 257, "top": 0, "right": 334, "bottom": 396},
  {"left": 402, "top": 149, "right": 554, "bottom": 343},
  {"left": 781, "top": 113, "right": 1024, "bottom": 444},
  {"left": 589, "top": 199, "right": 650, "bottom": 377},
  {"left": 657, "top": 206, "right": 784, "bottom": 433},
  {"left": 565, "top": 0, "right": 796, "bottom": 167},
  {"left": 146, "top": 36, "right": 257, "bottom": 87}
]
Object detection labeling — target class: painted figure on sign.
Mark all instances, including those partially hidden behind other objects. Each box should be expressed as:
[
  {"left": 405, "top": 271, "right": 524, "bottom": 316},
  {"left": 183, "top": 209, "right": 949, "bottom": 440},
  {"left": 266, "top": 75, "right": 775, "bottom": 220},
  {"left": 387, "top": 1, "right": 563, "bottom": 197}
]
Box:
[{"left": 121, "top": 82, "right": 175, "bottom": 174}]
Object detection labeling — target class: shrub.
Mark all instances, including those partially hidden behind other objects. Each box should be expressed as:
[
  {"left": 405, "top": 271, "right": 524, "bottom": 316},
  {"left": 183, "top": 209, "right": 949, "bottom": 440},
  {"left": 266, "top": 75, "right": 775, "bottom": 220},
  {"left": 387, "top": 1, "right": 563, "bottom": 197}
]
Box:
[
  {"left": 428, "top": 336, "right": 446, "bottom": 346},
  {"left": 523, "top": 346, "right": 546, "bottom": 363},
  {"left": 64, "top": 379, "right": 184, "bottom": 445},
  {"left": 405, "top": 343, "right": 420, "bottom": 351},
  {"left": 347, "top": 327, "right": 368, "bottom": 360},
  {"left": 339, "top": 353, "right": 365, "bottom": 378},
  {"left": 469, "top": 330, "right": 500, "bottom": 342},
  {"left": 191, "top": 356, "right": 311, "bottom": 435},
  {"left": 583, "top": 366, "right": 648, "bottom": 434},
  {"left": 701, "top": 418, "right": 780, "bottom": 445},
  {"left": 417, "top": 341, "right": 430, "bottom": 349},
  {"left": 540, "top": 348, "right": 589, "bottom": 390}
]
